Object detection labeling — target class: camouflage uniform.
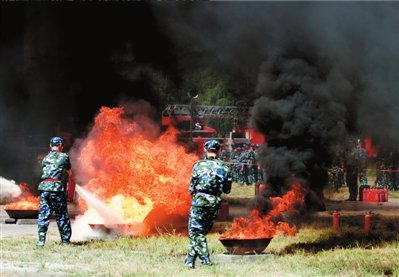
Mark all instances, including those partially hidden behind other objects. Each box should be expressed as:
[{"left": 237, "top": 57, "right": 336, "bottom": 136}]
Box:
[
  {"left": 358, "top": 146, "right": 368, "bottom": 187},
  {"left": 345, "top": 141, "right": 364, "bottom": 201},
  {"left": 185, "top": 140, "right": 232, "bottom": 268},
  {"left": 238, "top": 146, "right": 251, "bottom": 185},
  {"left": 248, "top": 145, "right": 258, "bottom": 184},
  {"left": 219, "top": 149, "right": 231, "bottom": 163},
  {"left": 329, "top": 155, "right": 345, "bottom": 192},
  {"left": 328, "top": 166, "right": 341, "bottom": 193},
  {"left": 37, "top": 137, "right": 72, "bottom": 246},
  {"left": 230, "top": 147, "right": 242, "bottom": 183}
]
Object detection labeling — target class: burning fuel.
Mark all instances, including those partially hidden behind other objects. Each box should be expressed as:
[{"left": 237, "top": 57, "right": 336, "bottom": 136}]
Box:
[
  {"left": 70, "top": 104, "right": 198, "bottom": 237},
  {"left": 220, "top": 181, "right": 305, "bottom": 239},
  {"left": 3, "top": 181, "right": 39, "bottom": 210}
]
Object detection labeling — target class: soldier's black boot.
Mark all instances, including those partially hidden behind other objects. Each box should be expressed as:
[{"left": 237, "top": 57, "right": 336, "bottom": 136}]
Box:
[
  {"left": 199, "top": 256, "right": 213, "bottom": 266},
  {"left": 36, "top": 232, "right": 46, "bottom": 247},
  {"left": 184, "top": 255, "right": 196, "bottom": 269}
]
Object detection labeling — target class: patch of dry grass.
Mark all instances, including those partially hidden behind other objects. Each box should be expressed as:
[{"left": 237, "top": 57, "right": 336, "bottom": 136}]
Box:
[{"left": 1, "top": 223, "right": 398, "bottom": 276}]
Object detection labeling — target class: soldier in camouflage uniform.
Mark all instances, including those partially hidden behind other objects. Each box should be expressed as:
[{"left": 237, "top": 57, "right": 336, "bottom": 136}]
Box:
[
  {"left": 357, "top": 140, "right": 368, "bottom": 187},
  {"left": 230, "top": 146, "right": 242, "bottom": 183},
  {"left": 344, "top": 139, "right": 364, "bottom": 201},
  {"left": 238, "top": 144, "right": 251, "bottom": 185},
  {"left": 219, "top": 147, "right": 231, "bottom": 163},
  {"left": 184, "top": 140, "right": 232, "bottom": 269},
  {"left": 248, "top": 144, "right": 258, "bottom": 184},
  {"left": 36, "top": 137, "right": 73, "bottom": 246}
]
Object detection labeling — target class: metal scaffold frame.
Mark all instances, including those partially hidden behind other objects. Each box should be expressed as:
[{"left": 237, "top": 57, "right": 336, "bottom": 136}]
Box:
[{"left": 162, "top": 104, "right": 249, "bottom": 119}]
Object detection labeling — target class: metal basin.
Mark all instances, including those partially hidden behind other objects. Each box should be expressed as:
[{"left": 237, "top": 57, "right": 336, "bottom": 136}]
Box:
[
  {"left": 219, "top": 237, "right": 272, "bottom": 255},
  {"left": 5, "top": 209, "right": 38, "bottom": 219}
]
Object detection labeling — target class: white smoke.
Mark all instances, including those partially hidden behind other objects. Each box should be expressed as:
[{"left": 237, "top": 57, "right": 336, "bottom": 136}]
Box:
[{"left": 0, "top": 176, "right": 22, "bottom": 204}]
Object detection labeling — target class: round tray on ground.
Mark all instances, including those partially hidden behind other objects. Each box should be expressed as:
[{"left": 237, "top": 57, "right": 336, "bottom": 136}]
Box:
[
  {"left": 4, "top": 209, "right": 38, "bottom": 219},
  {"left": 219, "top": 237, "right": 272, "bottom": 255}
]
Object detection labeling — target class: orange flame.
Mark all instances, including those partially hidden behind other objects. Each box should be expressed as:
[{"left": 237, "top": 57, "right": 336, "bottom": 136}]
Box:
[
  {"left": 220, "top": 182, "right": 305, "bottom": 239},
  {"left": 73, "top": 106, "right": 198, "bottom": 235},
  {"left": 4, "top": 183, "right": 39, "bottom": 210}
]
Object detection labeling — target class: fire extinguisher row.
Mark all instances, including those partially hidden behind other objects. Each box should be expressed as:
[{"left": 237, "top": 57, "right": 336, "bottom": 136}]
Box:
[{"left": 332, "top": 210, "right": 374, "bottom": 232}]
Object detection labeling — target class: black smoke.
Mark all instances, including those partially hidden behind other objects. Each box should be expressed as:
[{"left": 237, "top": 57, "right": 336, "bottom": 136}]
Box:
[
  {"left": 249, "top": 3, "right": 399, "bottom": 210},
  {"left": 0, "top": 3, "right": 177, "bottom": 185},
  {"left": 153, "top": 2, "right": 399, "bottom": 210},
  {"left": 0, "top": 2, "right": 398, "bottom": 207}
]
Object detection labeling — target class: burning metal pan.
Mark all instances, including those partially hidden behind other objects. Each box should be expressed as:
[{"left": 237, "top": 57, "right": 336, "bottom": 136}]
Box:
[
  {"left": 4, "top": 209, "right": 38, "bottom": 219},
  {"left": 219, "top": 237, "right": 272, "bottom": 255}
]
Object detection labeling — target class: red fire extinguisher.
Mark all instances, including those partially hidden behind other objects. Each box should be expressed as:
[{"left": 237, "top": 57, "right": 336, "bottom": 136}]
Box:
[
  {"left": 364, "top": 211, "right": 373, "bottom": 232},
  {"left": 216, "top": 200, "right": 229, "bottom": 221},
  {"left": 332, "top": 210, "right": 340, "bottom": 231},
  {"left": 66, "top": 178, "right": 76, "bottom": 202}
]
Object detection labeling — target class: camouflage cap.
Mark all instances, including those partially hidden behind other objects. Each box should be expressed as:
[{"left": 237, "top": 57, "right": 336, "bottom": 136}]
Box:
[
  {"left": 50, "top": 136, "right": 63, "bottom": 146},
  {"left": 204, "top": 139, "right": 221, "bottom": 152}
]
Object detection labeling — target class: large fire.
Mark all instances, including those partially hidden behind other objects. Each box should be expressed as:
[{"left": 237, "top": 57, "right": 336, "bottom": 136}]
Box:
[
  {"left": 220, "top": 182, "right": 305, "bottom": 239},
  {"left": 4, "top": 183, "right": 39, "bottom": 210},
  {"left": 72, "top": 105, "right": 198, "bottom": 236}
]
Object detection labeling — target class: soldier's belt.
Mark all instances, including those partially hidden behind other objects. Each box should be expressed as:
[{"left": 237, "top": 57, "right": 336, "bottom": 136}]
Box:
[
  {"left": 43, "top": 178, "right": 60, "bottom": 182},
  {"left": 196, "top": 191, "right": 220, "bottom": 197}
]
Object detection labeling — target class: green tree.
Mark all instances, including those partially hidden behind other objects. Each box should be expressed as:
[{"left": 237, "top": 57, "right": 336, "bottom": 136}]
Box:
[{"left": 181, "top": 69, "right": 240, "bottom": 137}]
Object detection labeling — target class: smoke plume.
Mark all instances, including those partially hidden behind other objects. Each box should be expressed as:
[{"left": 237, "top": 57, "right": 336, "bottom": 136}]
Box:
[
  {"left": 153, "top": 2, "right": 399, "bottom": 210},
  {"left": 1, "top": 3, "right": 398, "bottom": 212},
  {"left": 0, "top": 176, "right": 22, "bottom": 204},
  {"left": 0, "top": 4, "right": 174, "bottom": 186}
]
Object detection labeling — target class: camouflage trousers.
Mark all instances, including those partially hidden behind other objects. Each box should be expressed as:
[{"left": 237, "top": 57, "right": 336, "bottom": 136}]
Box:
[
  {"left": 185, "top": 204, "right": 220, "bottom": 264},
  {"left": 359, "top": 170, "right": 368, "bottom": 186},
  {"left": 346, "top": 167, "right": 359, "bottom": 200},
  {"left": 38, "top": 191, "right": 72, "bottom": 243}
]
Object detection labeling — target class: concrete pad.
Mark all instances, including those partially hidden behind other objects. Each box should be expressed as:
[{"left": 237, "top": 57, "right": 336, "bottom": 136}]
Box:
[
  {"left": 4, "top": 218, "right": 17, "bottom": 224},
  {"left": 214, "top": 253, "right": 274, "bottom": 263},
  {"left": 17, "top": 219, "right": 37, "bottom": 225}
]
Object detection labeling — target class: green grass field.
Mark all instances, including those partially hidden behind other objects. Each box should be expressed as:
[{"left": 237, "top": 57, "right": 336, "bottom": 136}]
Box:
[
  {"left": 1, "top": 184, "right": 398, "bottom": 276},
  {"left": 1, "top": 223, "right": 398, "bottom": 276}
]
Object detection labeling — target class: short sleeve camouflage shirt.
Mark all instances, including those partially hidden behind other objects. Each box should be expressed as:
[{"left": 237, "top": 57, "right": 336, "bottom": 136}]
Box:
[
  {"left": 189, "top": 156, "right": 232, "bottom": 205},
  {"left": 38, "top": 150, "right": 71, "bottom": 192}
]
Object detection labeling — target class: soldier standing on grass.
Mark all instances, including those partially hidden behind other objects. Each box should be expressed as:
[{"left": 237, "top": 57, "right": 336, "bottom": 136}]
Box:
[
  {"left": 344, "top": 138, "right": 363, "bottom": 201},
  {"left": 357, "top": 140, "right": 368, "bottom": 187},
  {"left": 184, "top": 139, "right": 232, "bottom": 269},
  {"left": 36, "top": 137, "right": 73, "bottom": 246},
  {"left": 238, "top": 144, "right": 251, "bottom": 185},
  {"left": 230, "top": 145, "right": 241, "bottom": 183}
]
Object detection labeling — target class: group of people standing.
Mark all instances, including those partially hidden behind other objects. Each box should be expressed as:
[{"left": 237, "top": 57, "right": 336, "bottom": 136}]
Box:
[
  {"left": 374, "top": 148, "right": 399, "bottom": 191},
  {"left": 328, "top": 138, "right": 399, "bottom": 201},
  {"left": 219, "top": 143, "right": 264, "bottom": 186},
  {"left": 328, "top": 139, "right": 368, "bottom": 201}
]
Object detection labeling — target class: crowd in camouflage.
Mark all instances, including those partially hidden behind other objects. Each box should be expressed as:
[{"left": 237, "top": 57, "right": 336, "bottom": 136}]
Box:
[
  {"left": 185, "top": 139, "right": 232, "bottom": 269},
  {"left": 374, "top": 147, "right": 399, "bottom": 191},
  {"left": 37, "top": 137, "right": 72, "bottom": 246},
  {"left": 328, "top": 140, "right": 399, "bottom": 200},
  {"left": 219, "top": 143, "right": 265, "bottom": 185}
]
